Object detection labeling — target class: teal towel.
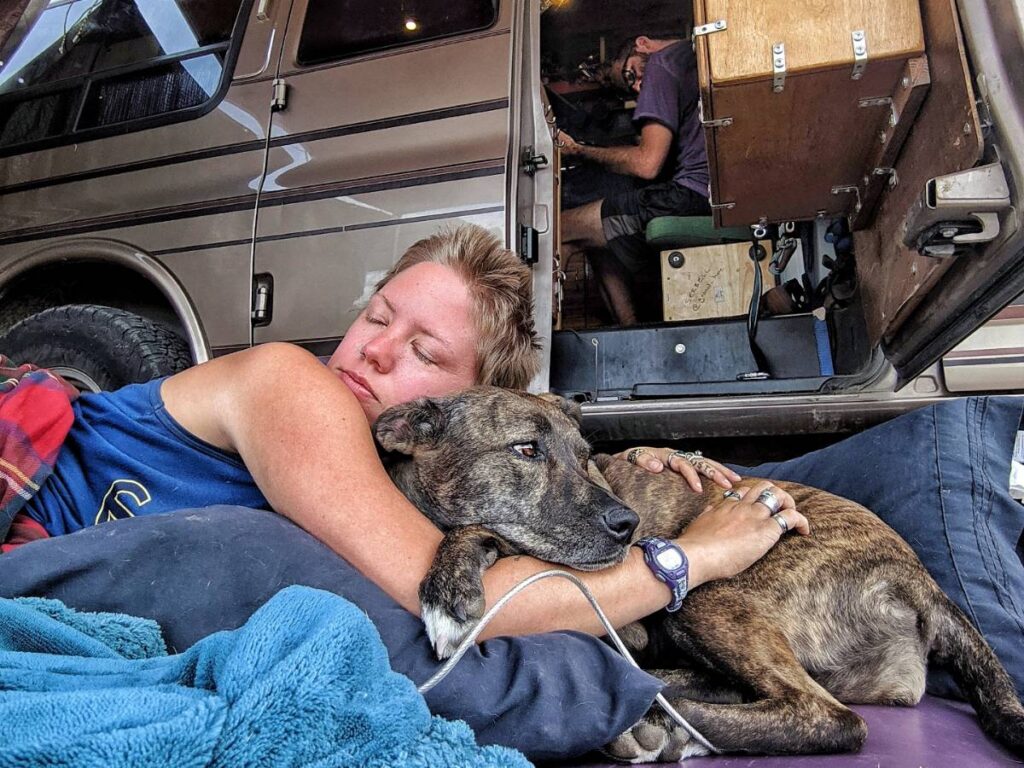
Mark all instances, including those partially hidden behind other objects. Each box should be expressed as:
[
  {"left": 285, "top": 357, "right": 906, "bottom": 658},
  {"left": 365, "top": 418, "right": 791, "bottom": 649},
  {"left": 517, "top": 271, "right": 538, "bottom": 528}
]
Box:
[{"left": 0, "top": 585, "right": 531, "bottom": 767}]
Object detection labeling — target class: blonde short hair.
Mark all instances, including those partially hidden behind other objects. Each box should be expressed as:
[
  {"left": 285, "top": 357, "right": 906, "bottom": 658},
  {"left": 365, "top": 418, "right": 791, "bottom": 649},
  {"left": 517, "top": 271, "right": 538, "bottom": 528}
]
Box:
[{"left": 376, "top": 225, "right": 540, "bottom": 389}]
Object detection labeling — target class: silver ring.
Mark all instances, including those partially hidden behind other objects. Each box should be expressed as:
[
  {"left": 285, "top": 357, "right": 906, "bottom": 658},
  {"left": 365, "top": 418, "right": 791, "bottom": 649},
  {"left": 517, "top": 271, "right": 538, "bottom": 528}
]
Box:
[
  {"left": 771, "top": 513, "right": 789, "bottom": 533},
  {"left": 723, "top": 490, "right": 743, "bottom": 501},
  {"left": 754, "top": 489, "right": 783, "bottom": 515},
  {"left": 627, "top": 448, "right": 648, "bottom": 466}
]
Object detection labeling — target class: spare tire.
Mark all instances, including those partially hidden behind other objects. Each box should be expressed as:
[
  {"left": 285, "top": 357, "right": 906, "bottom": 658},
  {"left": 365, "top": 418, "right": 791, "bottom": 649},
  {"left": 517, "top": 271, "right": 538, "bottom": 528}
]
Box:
[{"left": 1, "top": 304, "right": 192, "bottom": 392}]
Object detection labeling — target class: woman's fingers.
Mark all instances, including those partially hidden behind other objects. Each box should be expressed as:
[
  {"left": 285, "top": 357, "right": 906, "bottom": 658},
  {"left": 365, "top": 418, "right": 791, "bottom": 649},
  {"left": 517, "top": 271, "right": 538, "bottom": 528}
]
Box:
[{"left": 772, "top": 507, "right": 811, "bottom": 536}]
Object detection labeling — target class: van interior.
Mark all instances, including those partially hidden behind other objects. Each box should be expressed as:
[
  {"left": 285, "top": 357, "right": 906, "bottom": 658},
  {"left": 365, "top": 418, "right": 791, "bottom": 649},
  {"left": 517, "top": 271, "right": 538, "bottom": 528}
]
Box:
[{"left": 536, "top": 0, "right": 1013, "bottom": 407}]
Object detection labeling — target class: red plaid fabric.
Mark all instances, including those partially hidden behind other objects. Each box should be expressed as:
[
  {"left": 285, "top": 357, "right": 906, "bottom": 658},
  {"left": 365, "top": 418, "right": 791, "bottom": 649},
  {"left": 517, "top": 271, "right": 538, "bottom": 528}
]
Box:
[{"left": 0, "top": 355, "right": 78, "bottom": 546}]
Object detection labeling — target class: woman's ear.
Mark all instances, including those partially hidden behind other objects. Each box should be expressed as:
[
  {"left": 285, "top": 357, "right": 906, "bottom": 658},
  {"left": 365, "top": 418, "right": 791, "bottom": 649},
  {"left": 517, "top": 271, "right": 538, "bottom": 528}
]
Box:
[
  {"left": 535, "top": 392, "right": 583, "bottom": 427},
  {"left": 373, "top": 398, "right": 447, "bottom": 454}
]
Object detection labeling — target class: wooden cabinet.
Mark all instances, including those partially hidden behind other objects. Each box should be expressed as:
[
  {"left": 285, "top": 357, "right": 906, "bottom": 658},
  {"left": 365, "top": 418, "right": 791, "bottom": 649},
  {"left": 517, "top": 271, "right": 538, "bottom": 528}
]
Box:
[{"left": 693, "top": 0, "right": 929, "bottom": 229}]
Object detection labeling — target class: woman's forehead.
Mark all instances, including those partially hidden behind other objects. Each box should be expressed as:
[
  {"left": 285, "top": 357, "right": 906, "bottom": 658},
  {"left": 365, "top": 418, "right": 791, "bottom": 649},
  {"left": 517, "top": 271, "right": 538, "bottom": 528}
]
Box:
[{"left": 377, "top": 263, "right": 476, "bottom": 345}]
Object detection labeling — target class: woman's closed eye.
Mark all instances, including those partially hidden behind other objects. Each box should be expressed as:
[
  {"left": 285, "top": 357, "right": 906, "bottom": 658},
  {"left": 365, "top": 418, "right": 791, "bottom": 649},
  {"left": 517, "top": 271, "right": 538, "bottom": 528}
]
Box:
[{"left": 412, "top": 343, "right": 437, "bottom": 365}]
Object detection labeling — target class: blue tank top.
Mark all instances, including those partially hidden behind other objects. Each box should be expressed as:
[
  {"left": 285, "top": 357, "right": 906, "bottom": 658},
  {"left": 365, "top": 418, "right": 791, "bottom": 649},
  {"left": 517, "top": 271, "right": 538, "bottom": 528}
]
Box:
[{"left": 25, "top": 379, "right": 268, "bottom": 535}]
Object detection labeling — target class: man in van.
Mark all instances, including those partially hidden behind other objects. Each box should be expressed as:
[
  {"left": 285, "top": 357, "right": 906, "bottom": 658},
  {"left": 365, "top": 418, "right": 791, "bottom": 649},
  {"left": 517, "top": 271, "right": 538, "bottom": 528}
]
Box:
[{"left": 557, "top": 34, "right": 709, "bottom": 325}]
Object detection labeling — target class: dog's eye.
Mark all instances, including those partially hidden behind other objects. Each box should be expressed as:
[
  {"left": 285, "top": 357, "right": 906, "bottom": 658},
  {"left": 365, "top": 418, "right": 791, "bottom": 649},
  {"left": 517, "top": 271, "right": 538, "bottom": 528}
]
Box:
[{"left": 512, "top": 442, "right": 542, "bottom": 459}]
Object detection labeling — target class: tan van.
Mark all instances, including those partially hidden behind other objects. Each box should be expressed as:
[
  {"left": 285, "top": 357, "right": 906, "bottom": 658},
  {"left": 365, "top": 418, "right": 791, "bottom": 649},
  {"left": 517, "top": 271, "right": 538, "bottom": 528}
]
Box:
[{"left": 0, "top": 0, "right": 1021, "bottom": 440}]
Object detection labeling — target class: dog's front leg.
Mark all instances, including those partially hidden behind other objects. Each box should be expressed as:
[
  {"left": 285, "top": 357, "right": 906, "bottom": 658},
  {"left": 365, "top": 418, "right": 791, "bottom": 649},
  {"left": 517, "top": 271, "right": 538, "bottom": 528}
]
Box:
[{"left": 420, "top": 525, "right": 515, "bottom": 659}]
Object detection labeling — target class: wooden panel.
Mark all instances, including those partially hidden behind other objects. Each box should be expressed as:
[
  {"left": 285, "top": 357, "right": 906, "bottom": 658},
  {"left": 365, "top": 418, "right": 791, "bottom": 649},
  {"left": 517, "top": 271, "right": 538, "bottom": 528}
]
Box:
[
  {"left": 700, "top": 0, "right": 924, "bottom": 85},
  {"left": 706, "top": 58, "right": 907, "bottom": 226},
  {"left": 662, "top": 242, "right": 773, "bottom": 321},
  {"left": 854, "top": 0, "right": 983, "bottom": 348}
]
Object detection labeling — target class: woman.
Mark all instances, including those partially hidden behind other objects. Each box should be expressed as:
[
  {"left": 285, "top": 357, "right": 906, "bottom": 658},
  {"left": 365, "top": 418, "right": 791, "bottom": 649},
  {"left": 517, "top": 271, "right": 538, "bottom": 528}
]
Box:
[{"left": 20, "top": 224, "right": 806, "bottom": 641}]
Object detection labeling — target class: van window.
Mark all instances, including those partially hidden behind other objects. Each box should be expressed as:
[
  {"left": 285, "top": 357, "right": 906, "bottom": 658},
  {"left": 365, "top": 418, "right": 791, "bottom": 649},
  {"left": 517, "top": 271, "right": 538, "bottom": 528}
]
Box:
[
  {"left": 297, "top": 0, "right": 499, "bottom": 65},
  {"left": 0, "top": 0, "right": 246, "bottom": 151}
]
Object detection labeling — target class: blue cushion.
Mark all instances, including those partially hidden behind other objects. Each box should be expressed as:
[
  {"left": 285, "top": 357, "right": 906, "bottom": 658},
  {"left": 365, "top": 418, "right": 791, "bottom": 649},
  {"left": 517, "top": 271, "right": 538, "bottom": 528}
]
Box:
[
  {"left": 732, "top": 396, "right": 1024, "bottom": 699},
  {"left": 0, "top": 506, "right": 663, "bottom": 761}
]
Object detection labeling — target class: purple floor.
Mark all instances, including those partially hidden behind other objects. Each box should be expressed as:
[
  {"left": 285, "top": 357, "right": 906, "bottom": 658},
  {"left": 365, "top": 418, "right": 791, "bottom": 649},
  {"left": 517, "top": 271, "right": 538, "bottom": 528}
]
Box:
[{"left": 570, "top": 695, "right": 1021, "bottom": 767}]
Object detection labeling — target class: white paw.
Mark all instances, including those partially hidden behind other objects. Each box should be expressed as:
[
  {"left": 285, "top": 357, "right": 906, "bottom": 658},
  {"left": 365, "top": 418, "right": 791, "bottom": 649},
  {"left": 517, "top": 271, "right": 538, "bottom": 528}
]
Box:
[
  {"left": 603, "top": 714, "right": 709, "bottom": 763},
  {"left": 422, "top": 603, "right": 477, "bottom": 659}
]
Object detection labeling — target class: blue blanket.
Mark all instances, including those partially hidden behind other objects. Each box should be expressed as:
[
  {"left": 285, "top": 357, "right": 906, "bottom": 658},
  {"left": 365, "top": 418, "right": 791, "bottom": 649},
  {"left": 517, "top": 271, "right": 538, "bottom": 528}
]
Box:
[{"left": 0, "top": 585, "right": 531, "bottom": 767}]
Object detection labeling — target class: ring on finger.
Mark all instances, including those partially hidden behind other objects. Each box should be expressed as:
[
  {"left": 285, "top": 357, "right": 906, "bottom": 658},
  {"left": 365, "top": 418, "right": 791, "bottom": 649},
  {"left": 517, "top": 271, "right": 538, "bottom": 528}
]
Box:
[
  {"left": 771, "top": 512, "right": 789, "bottom": 534},
  {"left": 627, "top": 448, "right": 648, "bottom": 466},
  {"left": 669, "top": 449, "right": 702, "bottom": 464},
  {"left": 754, "top": 489, "right": 783, "bottom": 515},
  {"left": 723, "top": 489, "right": 743, "bottom": 501}
]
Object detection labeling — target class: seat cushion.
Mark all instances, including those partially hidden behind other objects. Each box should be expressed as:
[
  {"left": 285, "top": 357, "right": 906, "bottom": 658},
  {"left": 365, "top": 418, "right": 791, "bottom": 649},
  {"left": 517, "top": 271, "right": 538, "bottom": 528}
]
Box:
[{"left": 645, "top": 216, "right": 751, "bottom": 250}]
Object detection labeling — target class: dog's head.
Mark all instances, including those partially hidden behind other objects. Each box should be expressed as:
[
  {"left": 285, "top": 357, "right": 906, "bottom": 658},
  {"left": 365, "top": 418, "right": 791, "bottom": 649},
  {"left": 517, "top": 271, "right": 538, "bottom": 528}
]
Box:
[{"left": 374, "top": 387, "right": 638, "bottom": 569}]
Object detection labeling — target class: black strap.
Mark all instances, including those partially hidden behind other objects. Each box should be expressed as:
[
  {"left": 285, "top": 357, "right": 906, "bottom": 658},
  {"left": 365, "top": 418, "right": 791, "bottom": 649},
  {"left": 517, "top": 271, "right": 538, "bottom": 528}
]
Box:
[{"left": 746, "top": 242, "right": 772, "bottom": 377}]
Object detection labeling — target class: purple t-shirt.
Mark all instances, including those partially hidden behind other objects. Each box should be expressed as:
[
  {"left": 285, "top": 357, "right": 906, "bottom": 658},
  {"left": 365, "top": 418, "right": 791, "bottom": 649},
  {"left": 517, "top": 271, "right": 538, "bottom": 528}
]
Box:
[{"left": 633, "top": 41, "right": 709, "bottom": 198}]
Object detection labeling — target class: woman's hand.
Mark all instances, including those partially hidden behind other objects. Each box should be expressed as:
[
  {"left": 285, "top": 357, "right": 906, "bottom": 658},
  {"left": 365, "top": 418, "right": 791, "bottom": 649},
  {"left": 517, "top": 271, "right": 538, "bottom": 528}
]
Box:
[
  {"left": 616, "top": 446, "right": 742, "bottom": 492},
  {"left": 677, "top": 481, "right": 810, "bottom": 588}
]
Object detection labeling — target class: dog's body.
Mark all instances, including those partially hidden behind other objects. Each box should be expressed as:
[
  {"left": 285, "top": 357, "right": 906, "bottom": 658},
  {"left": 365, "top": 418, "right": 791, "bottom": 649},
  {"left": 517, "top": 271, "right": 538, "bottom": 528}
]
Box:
[{"left": 374, "top": 387, "right": 1024, "bottom": 760}]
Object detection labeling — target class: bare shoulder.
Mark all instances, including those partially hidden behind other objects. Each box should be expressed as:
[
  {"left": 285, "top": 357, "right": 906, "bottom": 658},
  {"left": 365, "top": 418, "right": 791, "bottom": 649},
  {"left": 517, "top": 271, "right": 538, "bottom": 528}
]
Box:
[{"left": 161, "top": 342, "right": 361, "bottom": 452}]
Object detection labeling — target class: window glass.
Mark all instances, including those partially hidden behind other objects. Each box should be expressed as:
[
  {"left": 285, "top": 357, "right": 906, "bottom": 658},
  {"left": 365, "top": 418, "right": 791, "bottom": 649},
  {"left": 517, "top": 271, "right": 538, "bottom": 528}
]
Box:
[
  {"left": 0, "top": 0, "right": 244, "bottom": 149},
  {"left": 298, "top": 0, "right": 498, "bottom": 65}
]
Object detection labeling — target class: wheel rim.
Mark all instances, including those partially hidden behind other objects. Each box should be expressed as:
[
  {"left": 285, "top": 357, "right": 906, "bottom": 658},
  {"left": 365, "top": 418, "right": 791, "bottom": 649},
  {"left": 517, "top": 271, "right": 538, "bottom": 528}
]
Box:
[{"left": 51, "top": 365, "right": 103, "bottom": 393}]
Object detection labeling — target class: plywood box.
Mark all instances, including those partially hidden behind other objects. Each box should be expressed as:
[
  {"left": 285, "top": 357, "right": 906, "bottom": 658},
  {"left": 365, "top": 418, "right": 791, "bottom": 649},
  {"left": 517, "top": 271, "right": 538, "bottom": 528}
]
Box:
[
  {"left": 693, "top": 0, "right": 928, "bottom": 228},
  {"left": 662, "top": 241, "right": 773, "bottom": 321}
]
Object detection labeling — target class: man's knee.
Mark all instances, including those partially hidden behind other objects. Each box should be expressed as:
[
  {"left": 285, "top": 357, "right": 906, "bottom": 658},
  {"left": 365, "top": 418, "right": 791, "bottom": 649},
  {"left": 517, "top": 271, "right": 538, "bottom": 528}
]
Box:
[{"left": 562, "top": 200, "right": 607, "bottom": 248}]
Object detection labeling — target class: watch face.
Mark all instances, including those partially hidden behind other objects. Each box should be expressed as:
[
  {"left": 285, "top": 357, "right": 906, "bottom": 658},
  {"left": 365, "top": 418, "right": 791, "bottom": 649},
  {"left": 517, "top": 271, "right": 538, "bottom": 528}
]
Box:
[{"left": 655, "top": 547, "right": 684, "bottom": 571}]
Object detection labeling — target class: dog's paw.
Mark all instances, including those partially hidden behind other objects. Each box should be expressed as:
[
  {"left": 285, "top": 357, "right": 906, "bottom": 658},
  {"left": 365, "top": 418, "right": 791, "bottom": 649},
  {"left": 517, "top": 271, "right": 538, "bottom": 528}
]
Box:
[
  {"left": 602, "top": 709, "right": 709, "bottom": 763},
  {"left": 421, "top": 596, "right": 484, "bottom": 659}
]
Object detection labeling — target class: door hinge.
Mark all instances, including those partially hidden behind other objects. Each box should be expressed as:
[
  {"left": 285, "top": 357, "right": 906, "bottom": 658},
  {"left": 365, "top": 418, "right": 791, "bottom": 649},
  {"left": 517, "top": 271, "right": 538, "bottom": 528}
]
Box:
[
  {"left": 271, "top": 78, "right": 287, "bottom": 112},
  {"left": 252, "top": 273, "right": 274, "bottom": 326}
]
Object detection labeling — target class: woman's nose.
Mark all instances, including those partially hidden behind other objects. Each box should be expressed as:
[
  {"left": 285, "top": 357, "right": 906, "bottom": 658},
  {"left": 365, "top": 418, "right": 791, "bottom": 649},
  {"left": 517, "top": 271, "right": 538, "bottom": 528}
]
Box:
[{"left": 361, "top": 333, "right": 395, "bottom": 372}]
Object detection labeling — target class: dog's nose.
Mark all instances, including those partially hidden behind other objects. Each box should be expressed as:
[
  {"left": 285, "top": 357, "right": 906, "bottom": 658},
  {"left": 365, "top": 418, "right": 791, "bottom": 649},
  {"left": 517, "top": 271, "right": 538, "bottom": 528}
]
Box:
[{"left": 600, "top": 505, "right": 639, "bottom": 543}]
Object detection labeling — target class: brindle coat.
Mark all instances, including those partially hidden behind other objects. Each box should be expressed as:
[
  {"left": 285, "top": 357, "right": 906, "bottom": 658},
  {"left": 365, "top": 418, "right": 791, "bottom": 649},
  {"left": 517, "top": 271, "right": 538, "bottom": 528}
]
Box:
[{"left": 374, "top": 387, "right": 1024, "bottom": 760}]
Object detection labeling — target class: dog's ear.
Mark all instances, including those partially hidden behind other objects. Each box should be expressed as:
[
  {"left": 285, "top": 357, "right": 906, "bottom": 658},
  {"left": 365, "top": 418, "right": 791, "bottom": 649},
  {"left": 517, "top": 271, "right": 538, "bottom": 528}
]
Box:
[
  {"left": 535, "top": 392, "right": 583, "bottom": 427},
  {"left": 373, "top": 398, "right": 447, "bottom": 454}
]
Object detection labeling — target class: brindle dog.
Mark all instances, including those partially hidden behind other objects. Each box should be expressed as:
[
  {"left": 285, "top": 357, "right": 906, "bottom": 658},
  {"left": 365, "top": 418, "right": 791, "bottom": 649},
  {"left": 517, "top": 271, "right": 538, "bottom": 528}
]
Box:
[{"left": 374, "top": 387, "right": 1024, "bottom": 760}]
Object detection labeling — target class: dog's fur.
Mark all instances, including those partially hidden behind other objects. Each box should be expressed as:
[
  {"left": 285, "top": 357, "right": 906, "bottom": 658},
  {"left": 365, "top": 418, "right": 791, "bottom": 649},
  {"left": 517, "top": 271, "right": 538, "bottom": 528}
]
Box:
[{"left": 375, "top": 387, "right": 1024, "bottom": 760}]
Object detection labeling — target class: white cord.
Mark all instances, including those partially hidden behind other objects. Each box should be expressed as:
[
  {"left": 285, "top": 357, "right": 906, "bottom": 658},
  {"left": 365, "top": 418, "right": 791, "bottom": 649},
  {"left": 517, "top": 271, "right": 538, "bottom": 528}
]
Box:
[{"left": 416, "top": 569, "right": 720, "bottom": 755}]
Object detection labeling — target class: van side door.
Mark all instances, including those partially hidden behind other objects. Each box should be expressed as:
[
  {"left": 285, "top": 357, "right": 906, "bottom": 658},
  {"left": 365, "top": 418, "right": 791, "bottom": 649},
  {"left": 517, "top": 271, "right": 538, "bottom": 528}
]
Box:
[{"left": 252, "top": 0, "right": 514, "bottom": 352}]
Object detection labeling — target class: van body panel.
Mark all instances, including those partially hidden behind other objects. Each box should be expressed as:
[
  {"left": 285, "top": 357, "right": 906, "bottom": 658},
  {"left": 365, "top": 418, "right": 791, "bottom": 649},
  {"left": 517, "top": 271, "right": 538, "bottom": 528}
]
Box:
[{"left": 252, "top": 0, "right": 515, "bottom": 345}]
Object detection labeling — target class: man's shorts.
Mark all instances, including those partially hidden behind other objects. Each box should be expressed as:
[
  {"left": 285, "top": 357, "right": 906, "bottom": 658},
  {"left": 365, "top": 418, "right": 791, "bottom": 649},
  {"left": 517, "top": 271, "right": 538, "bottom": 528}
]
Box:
[{"left": 600, "top": 179, "right": 711, "bottom": 275}]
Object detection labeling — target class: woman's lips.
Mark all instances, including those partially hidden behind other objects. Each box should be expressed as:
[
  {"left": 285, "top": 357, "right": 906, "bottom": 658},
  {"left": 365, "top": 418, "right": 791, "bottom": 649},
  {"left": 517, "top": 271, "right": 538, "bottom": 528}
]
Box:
[{"left": 339, "top": 370, "right": 377, "bottom": 401}]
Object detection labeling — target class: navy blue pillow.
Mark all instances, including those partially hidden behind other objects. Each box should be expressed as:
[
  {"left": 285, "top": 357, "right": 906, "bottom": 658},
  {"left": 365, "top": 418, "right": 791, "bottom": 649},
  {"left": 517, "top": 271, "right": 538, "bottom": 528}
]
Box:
[
  {"left": 0, "top": 506, "right": 662, "bottom": 761},
  {"left": 732, "top": 396, "right": 1024, "bottom": 699}
]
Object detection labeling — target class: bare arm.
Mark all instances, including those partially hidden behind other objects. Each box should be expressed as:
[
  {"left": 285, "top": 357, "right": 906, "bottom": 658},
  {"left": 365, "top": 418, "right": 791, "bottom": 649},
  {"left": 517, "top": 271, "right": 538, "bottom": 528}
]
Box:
[
  {"left": 162, "top": 344, "right": 800, "bottom": 640},
  {"left": 558, "top": 122, "right": 673, "bottom": 180}
]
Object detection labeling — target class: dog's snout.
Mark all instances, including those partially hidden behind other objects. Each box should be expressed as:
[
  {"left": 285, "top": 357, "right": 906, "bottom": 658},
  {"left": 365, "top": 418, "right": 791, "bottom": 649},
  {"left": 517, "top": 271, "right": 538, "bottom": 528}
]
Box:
[{"left": 601, "top": 505, "right": 639, "bottom": 543}]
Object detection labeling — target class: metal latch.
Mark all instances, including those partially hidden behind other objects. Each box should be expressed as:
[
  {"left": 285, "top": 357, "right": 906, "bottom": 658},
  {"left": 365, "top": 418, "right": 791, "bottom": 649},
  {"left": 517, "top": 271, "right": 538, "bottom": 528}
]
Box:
[
  {"left": 252, "top": 273, "right": 274, "bottom": 326},
  {"left": 701, "top": 116, "right": 733, "bottom": 128},
  {"left": 521, "top": 146, "right": 549, "bottom": 176},
  {"left": 519, "top": 225, "right": 539, "bottom": 264},
  {"left": 271, "top": 78, "right": 287, "bottom": 112},
  {"left": 693, "top": 19, "right": 727, "bottom": 36},
  {"left": 772, "top": 43, "right": 786, "bottom": 93},
  {"left": 851, "top": 30, "right": 868, "bottom": 80},
  {"left": 902, "top": 162, "right": 1012, "bottom": 257}
]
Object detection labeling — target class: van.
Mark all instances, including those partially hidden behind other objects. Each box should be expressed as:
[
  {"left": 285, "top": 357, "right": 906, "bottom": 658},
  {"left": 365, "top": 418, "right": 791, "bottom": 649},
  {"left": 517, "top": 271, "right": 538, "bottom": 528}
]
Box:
[{"left": 0, "top": 0, "right": 1021, "bottom": 442}]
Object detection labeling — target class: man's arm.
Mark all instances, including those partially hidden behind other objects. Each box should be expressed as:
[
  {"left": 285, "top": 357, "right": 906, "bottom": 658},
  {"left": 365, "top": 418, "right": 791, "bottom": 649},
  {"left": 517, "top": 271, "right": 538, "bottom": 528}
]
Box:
[{"left": 559, "top": 121, "right": 673, "bottom": 180}]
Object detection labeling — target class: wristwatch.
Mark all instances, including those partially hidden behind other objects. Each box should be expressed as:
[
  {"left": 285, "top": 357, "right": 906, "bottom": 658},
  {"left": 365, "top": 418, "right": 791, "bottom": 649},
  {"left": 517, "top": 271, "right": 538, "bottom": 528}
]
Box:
[{"left": 634, "top": 537, "right": 689, "bottom": 612}]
